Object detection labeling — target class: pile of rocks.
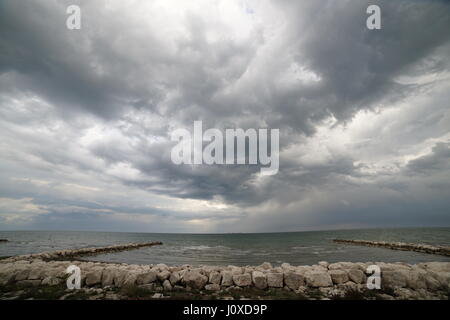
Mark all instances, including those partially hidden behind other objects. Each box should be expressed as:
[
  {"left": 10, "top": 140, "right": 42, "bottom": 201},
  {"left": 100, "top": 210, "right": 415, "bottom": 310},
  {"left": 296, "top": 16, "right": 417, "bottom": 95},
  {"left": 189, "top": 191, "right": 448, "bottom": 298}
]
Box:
[
  {"left": 2, "top": 241, "right": 162, "bottom": 262},
  {"left": 1, "top": 256, "right": 449, "bottom": 299},
  {"left": 333, "top": 239, "right": 450, "bottom": 257}
]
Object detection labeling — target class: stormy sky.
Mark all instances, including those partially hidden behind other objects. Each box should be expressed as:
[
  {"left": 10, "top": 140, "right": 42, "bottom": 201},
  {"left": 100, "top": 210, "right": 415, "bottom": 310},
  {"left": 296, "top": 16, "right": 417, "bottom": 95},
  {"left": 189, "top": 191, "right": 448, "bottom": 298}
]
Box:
[{"left": 0, "top": 0, "right": 449, "bottom": 233}]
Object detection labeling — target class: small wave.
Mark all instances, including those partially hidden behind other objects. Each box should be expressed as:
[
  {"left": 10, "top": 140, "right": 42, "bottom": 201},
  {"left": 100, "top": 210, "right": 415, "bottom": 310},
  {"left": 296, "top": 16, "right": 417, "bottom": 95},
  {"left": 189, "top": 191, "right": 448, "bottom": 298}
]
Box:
[{"left": 183, "top": 245, "right": 230, "bottom": 251}]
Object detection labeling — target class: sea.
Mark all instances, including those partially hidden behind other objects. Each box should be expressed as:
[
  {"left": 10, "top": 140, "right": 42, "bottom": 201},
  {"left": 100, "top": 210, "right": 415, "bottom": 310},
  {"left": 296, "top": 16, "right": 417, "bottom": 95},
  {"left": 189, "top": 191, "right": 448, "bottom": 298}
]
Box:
[{"left": 0, "top": 227, "right": 449, "bottom": 266}]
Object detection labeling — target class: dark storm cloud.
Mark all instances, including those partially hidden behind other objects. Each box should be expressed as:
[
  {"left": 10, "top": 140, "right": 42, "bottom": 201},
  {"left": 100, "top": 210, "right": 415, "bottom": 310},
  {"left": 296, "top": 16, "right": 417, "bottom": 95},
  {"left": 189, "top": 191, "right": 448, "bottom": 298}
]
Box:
[{"left": 0, "top": 0, "right": 449, "bottom": 231}]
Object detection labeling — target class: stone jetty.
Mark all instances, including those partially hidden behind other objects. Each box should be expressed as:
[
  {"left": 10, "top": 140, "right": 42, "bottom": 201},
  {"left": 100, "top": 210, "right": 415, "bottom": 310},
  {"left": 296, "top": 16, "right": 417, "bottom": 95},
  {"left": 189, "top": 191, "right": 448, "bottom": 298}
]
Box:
[
  {"left": 0, "top": 243, "right": 449, "bottom": 300},
  {"left": 2, "top": 241, "right": 162, "bottom": 262},
  {"left": 333, "top": 239, "right": 450, "bottom": 257}
]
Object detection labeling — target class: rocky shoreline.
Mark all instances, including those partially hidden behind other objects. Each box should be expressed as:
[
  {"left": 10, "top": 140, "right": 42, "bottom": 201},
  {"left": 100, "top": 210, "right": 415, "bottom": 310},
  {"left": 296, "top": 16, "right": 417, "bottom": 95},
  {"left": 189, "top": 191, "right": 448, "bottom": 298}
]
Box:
[
  {"left": 334, "top": 239, "right": 450, "bottom": 257},
  {"left": 0, "top": 243, "right": 449, "bottom": 300}
]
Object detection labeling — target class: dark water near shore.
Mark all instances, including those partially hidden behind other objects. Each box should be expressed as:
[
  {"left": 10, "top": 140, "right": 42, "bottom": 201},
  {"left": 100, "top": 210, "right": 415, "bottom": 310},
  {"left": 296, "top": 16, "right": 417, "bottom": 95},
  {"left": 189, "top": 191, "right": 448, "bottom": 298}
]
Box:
[{"left": 0, "top": 228, "right": 449, "bottom": 266}]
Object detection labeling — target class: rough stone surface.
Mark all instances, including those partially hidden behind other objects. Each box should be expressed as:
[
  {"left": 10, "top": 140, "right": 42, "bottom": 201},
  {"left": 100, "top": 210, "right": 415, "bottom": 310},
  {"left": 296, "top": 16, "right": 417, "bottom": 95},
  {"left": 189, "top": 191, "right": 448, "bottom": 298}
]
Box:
[
  {"left": 136, "top": 271, "right": 157, "bottom": 285},
  {"left": 347, "top": 269, "right": 366, "bottom": 284},
  {"left": 284, "top": 272, "right": 305, "bottom": 290},
  {"left": 329, "top": 270, "right": 349, "bottom": 284},
  {"left": 169, "top": 271, "right": 181, "bottom": 285},
  {"left": 163, "top": 279, "right": 172, "bottom": 291},
  {"left": 233, "top": 273, "right": 252, "bottom": 287},
  {"left": 183, "top": 271, "right": 208, "bottom": 289},
  {"left": 221, "top": 271, "right": 233, "bottom": 286},
  {"left": 305, "top": 271, "right": 333, "bottom": 287},
  {"left": 209, "top": 271, "right": 222, "bottom": 285},
  {"left": 205, "top": 284, "right": 221, "bottom": 291},
  {"left": 85, "top": 270, "right": 103, "bottom": 286},
  {"left": 252, "top": 271, "right": 268, "bottom": 289},
  {"left": 267, "top": 273, "right": 284, "bottom": 288},
  {"left": 260, "top": 262, "right": 272, "bottom": 270},
  {"left": 157, "top": 270, "right": 171, "bottom": 282}
]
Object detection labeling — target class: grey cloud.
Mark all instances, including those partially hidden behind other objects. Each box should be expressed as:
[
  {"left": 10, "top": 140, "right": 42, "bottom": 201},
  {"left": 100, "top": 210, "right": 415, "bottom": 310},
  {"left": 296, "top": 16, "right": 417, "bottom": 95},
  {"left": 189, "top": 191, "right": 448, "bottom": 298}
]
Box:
[{"left": 0, "top": 0, "right": 449, "bottom": 231}]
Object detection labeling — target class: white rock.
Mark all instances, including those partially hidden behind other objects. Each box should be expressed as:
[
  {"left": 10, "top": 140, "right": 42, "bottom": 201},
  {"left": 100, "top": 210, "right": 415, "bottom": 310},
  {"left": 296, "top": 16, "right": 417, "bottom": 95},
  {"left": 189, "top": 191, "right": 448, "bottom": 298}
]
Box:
[
  {"left": 382, "top": 270, "right": 408, "bottom": 288},
  {"left": 328, "top": 270, "right": 349, "bottom": 284},
  {"left": 85, "top": 269, "right": 103, "bottom": 286},
  {"left": 41, "top": 276, "right": 62, "bottom": 286},
  {"left": 163, "top": 279, "right": 172, "bottom": 291},
  {"left": 347, "top": 269, "right": 366, "bottom": 284},
  {"left": 267, "top": 273, "right": 283, "bottom": 288},
  {"left": 260, "top": 262, "right": 272, "bottom": 270},
  {"left": 122, "top": 274, "right": 137, "bottom": 287},
  {"left": 209, "top": 271, "right": 222, "bottom": 285},
  {"left": 205, "top": 284, "right": 221, "bottom": 291},
  {"left": 221, "top": 271, "right": 233, "bottom": 286},
  {"left": 157, "top": 270, "right": 171, "bottom": 281},
  {"left": 305, "top": 271, "right": 333, "bottom": 287},
  {"left": 169, "top": 271, "right": 181, "bottom": 285},
  {"left": 233, "top": 273, "right": 252, "bottom": 287},
  {"left": 252, "top": 271, "right": 267, "bottom": 289},
  {"left": 284, "top": 272, "right": 305, "bottom": 290},
  {"left": 183, "top": 271, "right": 208, "bottom": 289}
]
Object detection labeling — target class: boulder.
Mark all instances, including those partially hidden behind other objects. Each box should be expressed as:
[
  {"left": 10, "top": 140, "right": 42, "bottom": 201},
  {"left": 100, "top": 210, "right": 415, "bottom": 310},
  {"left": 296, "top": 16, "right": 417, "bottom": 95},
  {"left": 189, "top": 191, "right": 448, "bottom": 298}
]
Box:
[
  {"left": 328, "top": 262, "right": 359, "bottom": 270},
  {"left": 281, "top": 263, "right": 293, "bottom": 271},
  {"left": 347, "top": 269, "right": 366, "bottom": 284},
  {"left": 425, "top": 276, "right": 441, "bottom": 291},
  {"left": 157, "top": 270, "right": 171, "bottom": 281},
  {"left": 233, "top": 273, "right": 252, "bottom": 287},
  {"left": 382, "top": 270, "right": 408, "bottom": 288},
  {"left": 42, "top": 276, "right": 61, "bottom": 286},
  {"left": 420, "top": 262, "right": 450, "bottom": 273},
  {"left": 305, "top": 271, "right": 333, "bottom": 287},
  {"left": 205, "top": 284, "right": 221, "bottom": 291},
  {"left": 17, "top": 279, "right": 41, "bottom": 287},
  {"left": 260, "top": 262, "right": 272, "bottom": 270},
  {"left": 136, "top": 271, "right": 158, "bottom": 285},
  {"left": 14, "top": 269, "right": 30, "bottom": 281},
  {"left": 284, "top": 272, "right": 304, "bottom": 290},
  {"left": 429, "top": 271, "right": 450, "bottom": 289},
  {"left": 329, "top": 270, "right": 349, "bottom": 284},
  {"left": 169, "top": 271, "right": 181, "bottom": 285},
  {"left": 221, "top": 271, "right": 233, "bottom": 286},
  {"left": 122, "top": 274, "right": 137, "bottom": 287},
  {"left": 28, "top": 267, "right": 44, "bottom": 280},
  {"left": 252, "top": 271, "right": 268, "bottom": 289},
  {"left": 183, "top": 271, "right": 208, "bottom": 289},
  {"left": 267, "top": 272, "right": 283, "bottom": 288},
  {"left": 209, "top": 271, "right": 222, "bottom": 285},
  {"left": 113, "top": 270, "right": 128, "bottom": 287},
  {"left": 85, "top": 269, "right": 103, "bottom": 286},
  {"left": 230, "top": 266, "right": 244, "bottom": 275},
  {"left": 163, "top": 279, "right": 172, "bottom": 291},
  {"left": 406, "top": 269, "right": 427, "bottom": 290},
  {"left": 101, "top": 269, "right": 116, "bottom": 286}
]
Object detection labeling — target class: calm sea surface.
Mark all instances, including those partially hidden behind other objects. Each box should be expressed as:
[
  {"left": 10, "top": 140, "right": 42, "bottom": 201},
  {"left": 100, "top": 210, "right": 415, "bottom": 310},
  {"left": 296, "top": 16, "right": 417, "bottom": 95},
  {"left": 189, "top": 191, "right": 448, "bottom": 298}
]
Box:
[{"left": 0, "top": 228, "right": 449, "bottom": 266}]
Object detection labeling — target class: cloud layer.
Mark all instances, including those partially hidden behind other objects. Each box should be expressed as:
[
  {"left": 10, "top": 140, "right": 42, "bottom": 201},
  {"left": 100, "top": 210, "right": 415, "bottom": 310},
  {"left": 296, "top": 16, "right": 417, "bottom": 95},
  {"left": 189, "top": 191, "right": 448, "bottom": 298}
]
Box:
[{"left": 0, "top": 0, "right": 449, "bottom": 232}]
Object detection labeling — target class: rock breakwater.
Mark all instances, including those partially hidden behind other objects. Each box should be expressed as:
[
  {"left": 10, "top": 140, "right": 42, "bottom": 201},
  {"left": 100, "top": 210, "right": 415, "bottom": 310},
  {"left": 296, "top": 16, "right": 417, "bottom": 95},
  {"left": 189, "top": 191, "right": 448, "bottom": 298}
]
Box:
[
  {"left": 333, "top": 239, "right": 450, "bottom": 257},
  {"left": 2, "top": 241, "right": 163, "bottom": 262}
]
